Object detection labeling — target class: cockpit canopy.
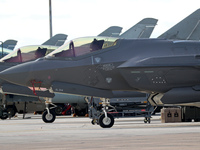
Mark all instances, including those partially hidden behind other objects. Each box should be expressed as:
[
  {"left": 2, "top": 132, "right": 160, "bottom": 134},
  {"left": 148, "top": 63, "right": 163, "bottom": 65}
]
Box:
[
  {"left": 47, "top": 36, "right": 119, "bottom": 58},
  {"left": 0, "top": 45, "right": 58, "bottom": 63}
]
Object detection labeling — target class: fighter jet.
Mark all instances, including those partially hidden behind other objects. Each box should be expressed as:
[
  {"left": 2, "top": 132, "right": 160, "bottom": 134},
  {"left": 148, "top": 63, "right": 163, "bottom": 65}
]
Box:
[
  {"left": 0, "top": 18, "right": 158, "bottom": 120},
  {"left": 0, "top": 11, "right": 199, "bottom": 126},
  {"left": 0, "top": 34, "right": 68, "bottom": 119},
  {"left": 1, "top": 9, "right": 200, "bottom": 127}
]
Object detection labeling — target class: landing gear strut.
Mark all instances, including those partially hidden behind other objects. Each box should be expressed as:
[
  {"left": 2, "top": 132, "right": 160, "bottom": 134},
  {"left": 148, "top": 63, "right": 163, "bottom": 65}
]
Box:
[{"left": 42, "top": 99, "right": 56, "bottom": 123}]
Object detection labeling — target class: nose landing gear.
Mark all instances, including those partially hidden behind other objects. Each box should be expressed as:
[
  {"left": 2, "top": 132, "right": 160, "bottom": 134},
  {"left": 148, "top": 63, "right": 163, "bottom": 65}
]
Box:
[{"left": 42, "top": 99, "right": 56, "bottom": 123}]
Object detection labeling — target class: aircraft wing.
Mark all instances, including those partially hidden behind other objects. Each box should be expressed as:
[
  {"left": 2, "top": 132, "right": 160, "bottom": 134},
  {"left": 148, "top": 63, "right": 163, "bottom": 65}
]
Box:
[{"left": 120, "top": 18, "right": 158, "bottom": 39}]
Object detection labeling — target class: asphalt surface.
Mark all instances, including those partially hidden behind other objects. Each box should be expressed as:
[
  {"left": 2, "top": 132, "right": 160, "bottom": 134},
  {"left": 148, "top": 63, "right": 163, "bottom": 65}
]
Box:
[{"left": 0, "top": 114, "right": 200, "bottom": 150}]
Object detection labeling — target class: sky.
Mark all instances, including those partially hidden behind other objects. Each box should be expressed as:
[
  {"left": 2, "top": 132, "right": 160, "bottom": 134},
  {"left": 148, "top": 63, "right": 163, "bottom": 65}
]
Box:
[{"left": 0, "top": 0, "right": 200, "bottom": 48}]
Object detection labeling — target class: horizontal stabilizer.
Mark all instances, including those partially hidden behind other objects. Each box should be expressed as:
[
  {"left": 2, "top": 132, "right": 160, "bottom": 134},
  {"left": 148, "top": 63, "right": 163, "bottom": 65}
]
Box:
[
  {"left": 42, "top": 34, "right": 68, "bottom": 46},
  {"left": 158, "top": 9, "right": 200, "bottom": 40},
  {"left": 52, "top": 81, "right": 114, "bottom": 98},
  {"left": 120, "top": 18, "right": 158, "bottom": 39},
  {"left": 2, "top": 83, "right": 55, "bottom": 98}
]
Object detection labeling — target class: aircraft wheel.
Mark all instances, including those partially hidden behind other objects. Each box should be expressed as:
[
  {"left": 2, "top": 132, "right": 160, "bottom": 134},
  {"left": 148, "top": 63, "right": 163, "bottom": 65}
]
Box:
[
  {"left": 42, "top": 110, "right": 56, "bottom": 123},
  {"left": 0, "top": 111, "right": 8, "bottom": 120},
  {"left": 54, "top": 106, "right": 63, "bottom": 115},
  {"left": 98, "top": 113, "right": 114, "bottom": 128},
  {"left": 7, "top": 106, "right": 17, "bottom": 118}
]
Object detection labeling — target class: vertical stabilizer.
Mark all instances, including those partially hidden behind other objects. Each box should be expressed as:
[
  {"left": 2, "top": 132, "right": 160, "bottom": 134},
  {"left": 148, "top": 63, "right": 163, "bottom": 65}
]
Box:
[
  {"left": 0, "top": 40, "right": 18, "bottom": 50},
  {"left": 98, "top": 26, "right": 123, "bottom": 37},
  {"left": 158, "top": 9, "right": 200, "bottom": 40},
  {"left": 42, "top": 34, "right": 68, "bottom": 46},
  {"left": 120, "top": 18, "right": 158, "bottom": 39}
]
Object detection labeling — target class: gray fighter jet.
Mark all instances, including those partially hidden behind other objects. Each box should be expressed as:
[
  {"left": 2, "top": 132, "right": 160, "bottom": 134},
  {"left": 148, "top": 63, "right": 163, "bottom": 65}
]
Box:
[
  {"left": 0, "top": 19, "right": 157, "bottom": 120},
  {"left": 1, "top": 9, "right": 200, "bottom": 127},
  {"left": 0, "top": 34, "right": 68, "bottom": 119},
  {"left": 1, "top": 24, "right": 200, "bottom": 128}
]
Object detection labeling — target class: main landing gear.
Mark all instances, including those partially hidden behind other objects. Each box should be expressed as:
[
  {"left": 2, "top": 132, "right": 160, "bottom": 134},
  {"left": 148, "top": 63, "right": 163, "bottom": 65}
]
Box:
[{"left": 89, "top": 98, "right": 116, "bottom": 128}]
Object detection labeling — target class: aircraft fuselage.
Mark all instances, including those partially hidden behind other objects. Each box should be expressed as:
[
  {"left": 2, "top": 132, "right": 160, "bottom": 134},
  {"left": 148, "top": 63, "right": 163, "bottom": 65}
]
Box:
[{"left": 1, "top": 38, "right": 200, "bottom": 98}]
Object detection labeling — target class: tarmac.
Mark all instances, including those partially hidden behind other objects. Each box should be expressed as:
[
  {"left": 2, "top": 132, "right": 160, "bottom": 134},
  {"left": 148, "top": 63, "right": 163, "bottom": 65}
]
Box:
[{"left": 0, "top": 114, "right": 200, "bottom": 150}]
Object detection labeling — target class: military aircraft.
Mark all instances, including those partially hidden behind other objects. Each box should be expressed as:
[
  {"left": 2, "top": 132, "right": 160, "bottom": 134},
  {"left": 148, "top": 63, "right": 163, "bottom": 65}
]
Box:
[
  {"left": 0, "top": 34, "right": 68, "bottom": 119},
  {"left": 37, "top": 10, "right": 200, "bottom": 121},
  {"left": 1, "top": 10, "right": 199, "bottom": 126},
  {"left": 0, "top": 18, "right": 158, "bottom": 120},
  {"left": 1, "top": 9, "right": 200, "bottom": 127}
]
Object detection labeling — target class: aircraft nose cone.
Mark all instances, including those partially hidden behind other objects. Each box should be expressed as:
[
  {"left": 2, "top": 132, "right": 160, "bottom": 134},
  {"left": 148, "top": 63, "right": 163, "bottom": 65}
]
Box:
[{"left": 0, "top": 62, "right": 32, "bottom": 86}]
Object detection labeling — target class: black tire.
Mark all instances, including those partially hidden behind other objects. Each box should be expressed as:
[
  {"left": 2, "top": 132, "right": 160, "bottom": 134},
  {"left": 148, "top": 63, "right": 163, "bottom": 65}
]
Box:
[
  {"left": 42, "top": 110, "right": 56, "bottom": 123},
  {"left": 7, "top": 106, "right": 17, "bottom": 118},
  {"left": 0, "top": 110, "right": 8, "bottom": 120},
  {"left": 98, "top": 113, "right": 114, "bottom": 128},
  {"left": 54, "top": 106, "right": 63, "bottom": 115}
]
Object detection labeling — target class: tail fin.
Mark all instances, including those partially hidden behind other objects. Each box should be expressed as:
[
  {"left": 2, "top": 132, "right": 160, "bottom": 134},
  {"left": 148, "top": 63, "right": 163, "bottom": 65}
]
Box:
[
  {"left": 98, "top": 26, "right": 123, "bottom": 37},
  {"left": 42, "top": 34, "right": 68, "bottom": 46},
  {"left": 158, "top": 9, "right": 200, "bottom": 40},
  {"left": 0, "top": 40, "right": 18, "bottom": 50},
  {"left": 120, "top": 18, "right": 158, "bottom": 39}
]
